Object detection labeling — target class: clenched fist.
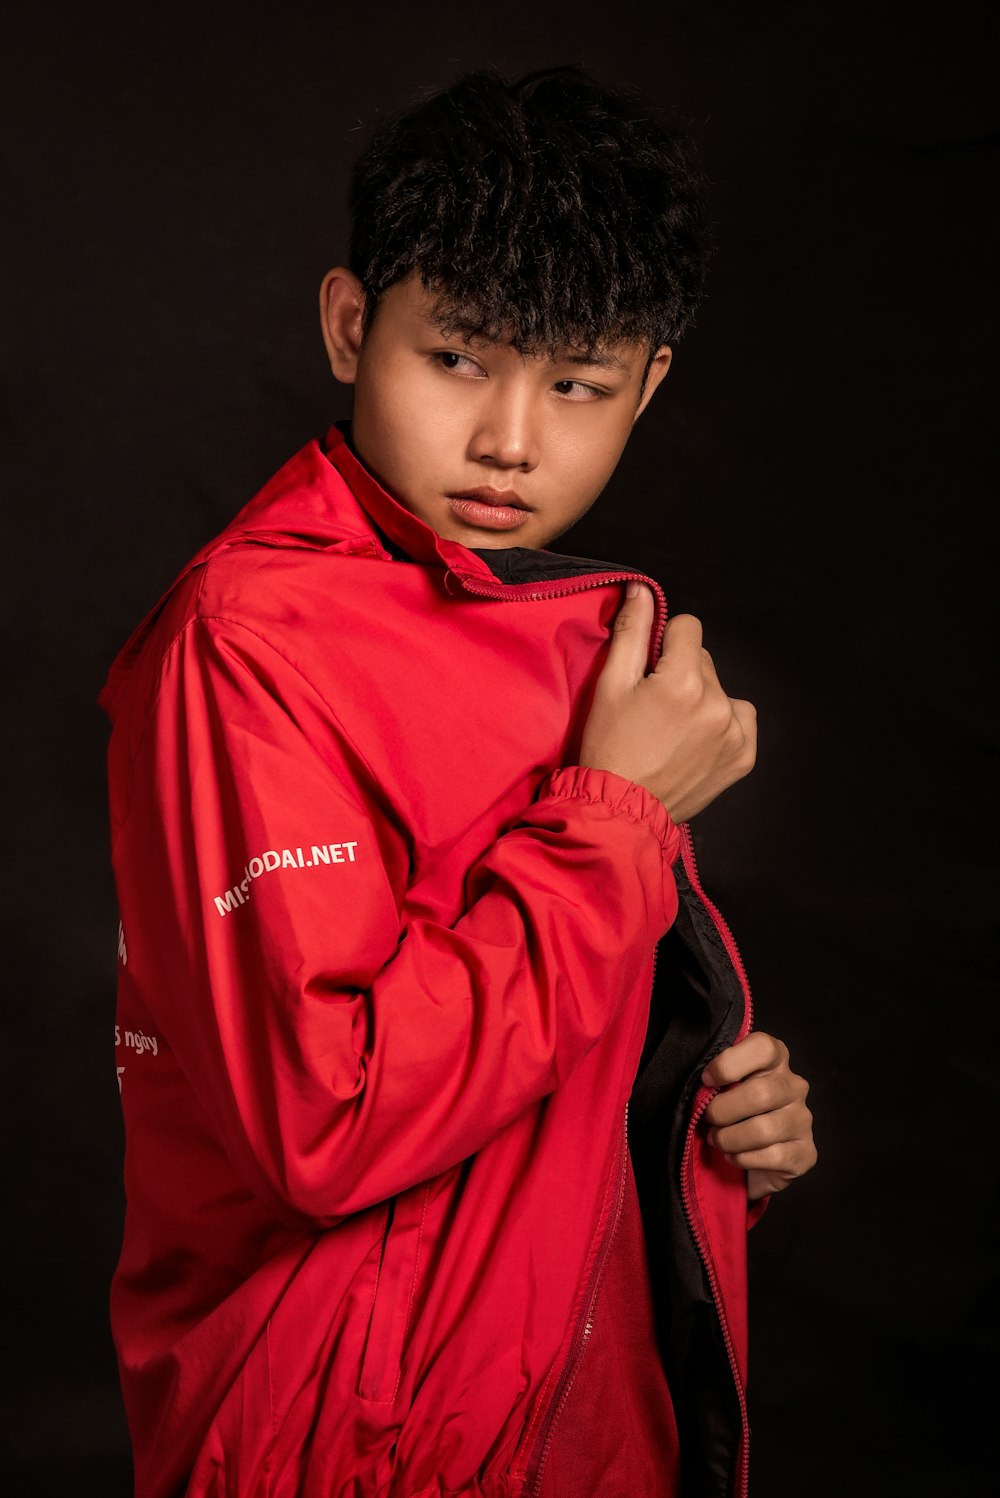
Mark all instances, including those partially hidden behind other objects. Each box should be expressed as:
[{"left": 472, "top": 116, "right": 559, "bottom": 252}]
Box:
[
  {"left": 702, "top": 1032, "right": 817, "bottom": 1202},
  {"left": 580, "top": 583, "right": 757, "bottom": 822}
]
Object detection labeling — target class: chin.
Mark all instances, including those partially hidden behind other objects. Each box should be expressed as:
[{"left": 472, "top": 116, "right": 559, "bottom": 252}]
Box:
[{"left": 469, "top": 535, "right": 531, "bottom": 550}]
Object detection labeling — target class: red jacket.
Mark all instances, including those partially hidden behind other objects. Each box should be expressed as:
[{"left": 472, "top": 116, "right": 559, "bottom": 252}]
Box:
[{"left": 101, "top": 425, "right": 755, "bottom": 1498}]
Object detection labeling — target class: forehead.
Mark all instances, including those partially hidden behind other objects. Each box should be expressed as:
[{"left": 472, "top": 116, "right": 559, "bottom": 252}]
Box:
[{"left": 379, "top": 273, "right": 647, "bottom": 372}]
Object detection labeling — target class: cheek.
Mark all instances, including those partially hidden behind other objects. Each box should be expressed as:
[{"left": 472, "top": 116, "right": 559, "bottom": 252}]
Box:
[
  {"left": 376, "top": 374, "right": 466, "bottom": 467},
  {"left": 555, "top": 418, "right": 632, "bottom": 495},
  {"left": 357, "top": 375, "right": 430, "bottom": 475}
]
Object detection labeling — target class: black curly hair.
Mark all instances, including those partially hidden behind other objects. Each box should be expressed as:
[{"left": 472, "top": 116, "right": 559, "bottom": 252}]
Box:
[{"left": 348, "top": 66, "right": 715, "bottom": 360}]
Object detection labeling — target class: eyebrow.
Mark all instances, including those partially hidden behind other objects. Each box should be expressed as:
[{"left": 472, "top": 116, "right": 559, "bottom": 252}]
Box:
[{"left": 560, "top": 350, "right": 632, "bottom": 373}]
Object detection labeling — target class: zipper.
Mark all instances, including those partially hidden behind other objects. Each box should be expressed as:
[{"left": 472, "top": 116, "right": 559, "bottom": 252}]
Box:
[
  {"left": 678, "top": 823, "right": 754, "bottom": 1498},
  {"left": 520, "top": 1103, "right": 631, "bottom": 1497},
  {"left": 678, "top": 824, "right": 754, "bottom": 1042},
  {"left": 453, "top": 568, "right": 667, "bottom": 673},
  {"left": 461, "top": 560, "right": 670, "bottom": 1493},
  {"left": 679, "top": 1097, "right": 750, "bottom": 1498}
]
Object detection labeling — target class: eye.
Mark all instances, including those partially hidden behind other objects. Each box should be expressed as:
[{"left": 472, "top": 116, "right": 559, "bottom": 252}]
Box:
[
  {"left": 553, "top": 379, "right": 604, "bottom": 402},
  {"left": 433, "top": 351, "right": 484, "bottom": 377}
]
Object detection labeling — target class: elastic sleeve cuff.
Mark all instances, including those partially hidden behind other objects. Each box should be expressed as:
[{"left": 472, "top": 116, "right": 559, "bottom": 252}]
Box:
[{"left": 540, "top": 765, "right": 682, "bottom": 865}]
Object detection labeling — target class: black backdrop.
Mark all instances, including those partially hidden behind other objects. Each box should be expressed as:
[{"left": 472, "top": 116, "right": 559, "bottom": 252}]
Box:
[{"left": 3, "top": 2, "right": 997, "bottom": 1493}]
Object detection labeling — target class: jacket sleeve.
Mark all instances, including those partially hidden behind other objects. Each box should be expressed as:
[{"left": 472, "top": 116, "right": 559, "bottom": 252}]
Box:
[{"left": 114, "top": 614, "right": 680, "bottom": 1225}]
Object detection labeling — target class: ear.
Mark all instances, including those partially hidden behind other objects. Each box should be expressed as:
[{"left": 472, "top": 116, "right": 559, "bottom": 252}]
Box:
[
  {"left": 633, "top": 345, "right": 673, "bottom": 421},
  {"left": 319, "top": 267, "right": 366, "bottom": 383}
]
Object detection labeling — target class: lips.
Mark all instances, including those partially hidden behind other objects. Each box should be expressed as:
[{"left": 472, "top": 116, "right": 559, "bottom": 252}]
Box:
[
  {"left": 446, "top": 487, "right": 532, "bottom": 532},
  {"left": 449, "top": 487, "right": 529, "bottom": 509}
]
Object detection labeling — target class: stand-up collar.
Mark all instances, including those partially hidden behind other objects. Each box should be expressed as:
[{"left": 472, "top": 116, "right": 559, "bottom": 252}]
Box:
[{"left": 324, "top": 423, "right": 497, "bottom": 581}]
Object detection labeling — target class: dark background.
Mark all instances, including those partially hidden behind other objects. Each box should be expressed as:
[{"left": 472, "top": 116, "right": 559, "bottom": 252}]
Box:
[{"left": 3, "top": 1, "right": 997, "bottom": 1492}]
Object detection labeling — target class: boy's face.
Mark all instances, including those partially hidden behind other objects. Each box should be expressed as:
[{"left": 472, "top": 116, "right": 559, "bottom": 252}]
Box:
[{"left": 320, "top": 270, "right": 672, "bottom": 550}]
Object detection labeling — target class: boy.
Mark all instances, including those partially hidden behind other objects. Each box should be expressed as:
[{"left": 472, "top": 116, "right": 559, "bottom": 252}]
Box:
[{"left": 101, "top": 67, "right": 815, "bottom": 1498}]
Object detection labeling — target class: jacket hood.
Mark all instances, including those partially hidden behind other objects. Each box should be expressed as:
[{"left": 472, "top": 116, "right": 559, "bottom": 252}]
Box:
[{"left": 98, "top": 424, "right": 500, "bottom": 717}]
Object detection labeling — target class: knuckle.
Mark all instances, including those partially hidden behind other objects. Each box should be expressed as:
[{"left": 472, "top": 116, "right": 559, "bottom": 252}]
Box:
[
  {"left": 790, "top": 1144, "right": 813, "bottom": 1176},
  {"left": 727, "top": 728, "right": 748, "bottom": 766},
  {"left": 675, "top": 675, "right": 704, "bottom": 710},
  {"left": 752, "top": 1080, "right": 772, "bottom": 1114},
  {"left": 712, "top": 694, "right": 735, "bottom": 727},
  {"left": 711, "top": 1045, "right": 734, "bottom": 1074}
]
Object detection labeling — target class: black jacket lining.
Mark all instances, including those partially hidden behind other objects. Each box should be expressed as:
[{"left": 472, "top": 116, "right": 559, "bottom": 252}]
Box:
[
  {"left": 471, "top": 545, "right": 633, "bottom": 584},
  {"left": 630, "top": 865, "right": 747, "bottom": 1498}
]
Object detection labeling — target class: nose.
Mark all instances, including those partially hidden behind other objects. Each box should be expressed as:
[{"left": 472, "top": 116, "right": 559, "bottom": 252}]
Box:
[{"left": 467, "top": 381, "right": 540, "bottom": 471}]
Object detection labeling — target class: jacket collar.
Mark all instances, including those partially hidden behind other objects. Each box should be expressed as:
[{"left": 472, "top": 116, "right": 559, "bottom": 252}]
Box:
[
  {"left": 98, "top": 425, "right": 501, "bottom": 715},
  {"left": 324, "top": 424, "right": 497, "bottom": 581}
]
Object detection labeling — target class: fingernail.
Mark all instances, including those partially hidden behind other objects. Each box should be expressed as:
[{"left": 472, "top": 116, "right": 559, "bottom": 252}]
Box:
[{"left": 626, "top": 580, "right": 639, "bottom": 598}]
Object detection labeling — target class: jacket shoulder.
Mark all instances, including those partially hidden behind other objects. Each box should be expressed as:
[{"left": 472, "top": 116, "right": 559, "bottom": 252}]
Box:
[{"left": 99, "top": 439, "right": 384, "bottom": 717}]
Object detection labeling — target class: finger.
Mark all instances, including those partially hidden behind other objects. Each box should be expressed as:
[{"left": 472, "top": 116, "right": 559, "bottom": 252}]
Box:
[
  {"left": 654, "top": 612, "right": 703, "bottom": 668},
  {"left": 600, "top": 583, "right": 655, "bottom": 688},
  {"left": 747, "top": 1148, "right": 819, "bottom": 1199},
  {"left": 729, "top": 699, "right": 758, "bottom": 774},
  {"left": 730, "top": 698, "right": 757, "bottom": 742},
  {"left": 704, "top": 1070, "right": 809, "bottom": 1128},
  {"left": 707, "top": 1100, "right": 813, "bottom": 1155},
  {"left": 731, "top": 697, "right": 757, "bottom": 728},
  {"left": 723, "top": 1136, "right": 819, "bottom": 1176},
  {"left": 661, "top": 612, "right": 704, "bottom": 649},
  {"left": 702, "top": 1031, "right": 788, "bottom": 1089}
]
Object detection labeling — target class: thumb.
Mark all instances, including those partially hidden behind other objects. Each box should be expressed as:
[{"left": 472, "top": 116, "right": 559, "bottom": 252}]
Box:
[{"left": 602, "top": 581, "right": 654, "bottom": 687}]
